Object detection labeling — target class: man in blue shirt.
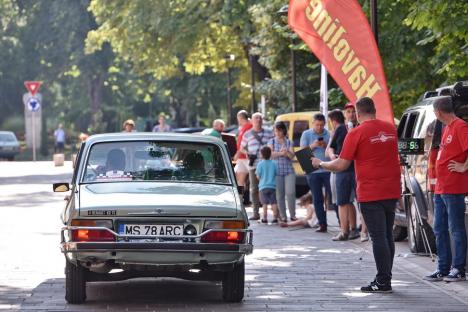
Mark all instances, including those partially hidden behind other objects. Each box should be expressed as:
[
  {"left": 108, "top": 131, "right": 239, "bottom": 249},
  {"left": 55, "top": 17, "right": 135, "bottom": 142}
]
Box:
[{"left": 300, "top": 113, "right": 331, "bottom": 232}]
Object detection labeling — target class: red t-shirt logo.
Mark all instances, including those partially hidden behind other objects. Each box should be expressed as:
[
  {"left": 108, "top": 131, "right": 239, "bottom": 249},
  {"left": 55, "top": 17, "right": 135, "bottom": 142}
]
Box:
[
  {"left": 370, "top": 131, "right": 396, "bottom": 144},
  {"left": 445, "top": 134, "right": 453, "bottom": 144}
]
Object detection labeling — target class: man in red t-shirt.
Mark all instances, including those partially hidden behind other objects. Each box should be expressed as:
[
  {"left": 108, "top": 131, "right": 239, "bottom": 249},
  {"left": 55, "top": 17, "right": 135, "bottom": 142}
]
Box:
[
  {"left": 424, "top": 96, "right": 468, "bottom": 283},
  {"left": 312, "top": 97, "right": 400, "bottom": 293},
  {"left": 234, "top": 110, "right": 253, "bottom": 189}
]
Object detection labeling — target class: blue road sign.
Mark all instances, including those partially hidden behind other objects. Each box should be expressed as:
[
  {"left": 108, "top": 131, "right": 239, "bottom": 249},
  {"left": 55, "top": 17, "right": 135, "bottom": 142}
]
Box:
[{"left": 27, "top": 97, "right": 41, "bottom": 112}]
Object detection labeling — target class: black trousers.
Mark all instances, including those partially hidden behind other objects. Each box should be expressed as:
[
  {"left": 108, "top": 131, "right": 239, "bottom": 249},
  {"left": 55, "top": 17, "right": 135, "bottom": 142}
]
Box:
[{"left": 360, "top": 199, "right": 397, "bottom": 284}]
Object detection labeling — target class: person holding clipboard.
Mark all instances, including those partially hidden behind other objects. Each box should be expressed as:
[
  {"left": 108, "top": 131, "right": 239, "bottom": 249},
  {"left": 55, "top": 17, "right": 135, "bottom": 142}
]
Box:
[{"left": 299, "top": 113, "right": 331, "bottom": 233}]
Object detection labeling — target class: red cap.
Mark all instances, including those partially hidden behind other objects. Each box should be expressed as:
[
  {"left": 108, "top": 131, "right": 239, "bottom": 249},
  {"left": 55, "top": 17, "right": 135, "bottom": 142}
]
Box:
[{"left": 344, "top": 102, "right": 355, "bottom": 110}]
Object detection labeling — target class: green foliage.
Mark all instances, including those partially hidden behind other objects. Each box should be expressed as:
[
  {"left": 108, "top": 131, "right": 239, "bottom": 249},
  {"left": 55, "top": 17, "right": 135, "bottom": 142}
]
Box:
[
  {"left": 0, "top": 0, "right": 466, "bottom": 144},
  {"left": 403, "top": 0, "right": 468, "bottom": 81},
  {"left": 1, "top": 115, "right": 24, "bottom": 133}
]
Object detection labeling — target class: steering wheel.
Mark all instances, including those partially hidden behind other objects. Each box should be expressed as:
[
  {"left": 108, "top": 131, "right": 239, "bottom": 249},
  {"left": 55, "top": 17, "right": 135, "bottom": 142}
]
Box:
[{"left": 84, "top": 165, "right": 99, "bottom": 181}]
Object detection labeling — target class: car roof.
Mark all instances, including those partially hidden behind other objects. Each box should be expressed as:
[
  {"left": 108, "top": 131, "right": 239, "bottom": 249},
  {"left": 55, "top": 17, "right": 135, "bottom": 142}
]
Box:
[
  {"left": 0, "top": 131, "right": 15, "bottom": 134},
  {"left": 85, "top": 132, "right": 224, "bottom": 145},
  {"left": 404, "top": 97, "right": 437, "bottom": 112}
]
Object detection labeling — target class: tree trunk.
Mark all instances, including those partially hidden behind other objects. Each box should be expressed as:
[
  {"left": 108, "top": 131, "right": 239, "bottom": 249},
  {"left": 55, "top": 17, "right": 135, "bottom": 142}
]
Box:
[
  {"left": 89, "top": 74, "right": 104, "bottom": 131},
  {"left": 89, "top": 74, "right": 103, "bottom": 126}
]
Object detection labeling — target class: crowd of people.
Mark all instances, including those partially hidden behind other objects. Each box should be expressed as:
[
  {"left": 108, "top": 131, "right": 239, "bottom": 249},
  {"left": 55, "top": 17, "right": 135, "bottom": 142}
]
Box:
[
  {"left": 118, "top": 104, "right": 372, "bottom": 247},
  {"left": 53, "top": 95, "right": 467, "bottom": 293},
  {"left": 117, "top": 107, "right": 369, "bottom": 242}
]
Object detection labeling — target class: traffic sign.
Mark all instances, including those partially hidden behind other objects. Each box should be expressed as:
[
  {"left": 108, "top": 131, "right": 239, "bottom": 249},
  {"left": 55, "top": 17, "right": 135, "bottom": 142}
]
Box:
[
  {"left": 24, "top": 81, "right": 42, "bottom": 96},
  {"left": 27, "top": 97, "right": 41, "bottom": 112}
]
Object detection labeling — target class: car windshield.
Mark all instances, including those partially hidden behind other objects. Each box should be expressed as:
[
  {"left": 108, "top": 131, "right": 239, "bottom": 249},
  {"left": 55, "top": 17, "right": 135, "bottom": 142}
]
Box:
[
  {"left": 82, "top": 141, "right": 230, "bottom": 184},
  {"left": 0, "top": 133, "right": 17, "bottom": 142}
]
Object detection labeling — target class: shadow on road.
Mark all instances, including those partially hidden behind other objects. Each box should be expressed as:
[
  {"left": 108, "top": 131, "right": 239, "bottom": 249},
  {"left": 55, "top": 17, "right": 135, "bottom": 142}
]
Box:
[
  {"left": 0, "top": 173, "right": 72, "bottom": 185},
  {"left": 0, "top": 191, "right": 62, "bottom": 208},
  {"left": 0, "top": 284, "right": 33, "bottom": 307},
  {"left": 20, "top": 278, "right": 228, "bottom": 310}
]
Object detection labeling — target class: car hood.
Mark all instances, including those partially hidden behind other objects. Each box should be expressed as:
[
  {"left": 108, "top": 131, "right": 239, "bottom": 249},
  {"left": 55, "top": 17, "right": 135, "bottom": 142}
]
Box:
[{"left": 78, "top": 182, "right": 238, "bottom": 217}]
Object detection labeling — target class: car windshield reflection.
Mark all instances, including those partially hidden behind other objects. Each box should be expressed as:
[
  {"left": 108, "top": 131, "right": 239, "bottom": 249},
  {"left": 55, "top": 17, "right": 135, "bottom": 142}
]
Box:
[{"left": 82, "top": 141, "right": 230, "bottom": 184}]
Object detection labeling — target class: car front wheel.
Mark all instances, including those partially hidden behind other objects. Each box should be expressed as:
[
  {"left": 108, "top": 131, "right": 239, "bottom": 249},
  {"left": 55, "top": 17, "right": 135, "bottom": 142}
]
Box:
[
  {"left": 65, "top": 259, "right": 87, "bottom": 304},
  {"left": 222, "top": 260, "right": 245, "bottom": 302}
]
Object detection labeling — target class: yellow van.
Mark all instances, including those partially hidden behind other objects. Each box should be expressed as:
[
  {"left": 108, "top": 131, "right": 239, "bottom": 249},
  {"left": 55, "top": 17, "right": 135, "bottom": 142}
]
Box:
[{"left": 275, "top": 111, "right": 328, "bottom": 196}]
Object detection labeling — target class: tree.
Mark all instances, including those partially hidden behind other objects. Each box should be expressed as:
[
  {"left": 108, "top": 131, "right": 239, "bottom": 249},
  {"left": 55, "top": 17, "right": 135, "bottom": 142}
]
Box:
[{"left": 404, "top": 0, "right": 468, "bottom": 81}]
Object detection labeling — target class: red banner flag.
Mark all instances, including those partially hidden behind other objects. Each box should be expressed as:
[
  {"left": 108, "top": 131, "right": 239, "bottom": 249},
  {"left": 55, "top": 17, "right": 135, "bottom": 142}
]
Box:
[{"left": 289, "top": 0, "right": 393, "bottom": 123}]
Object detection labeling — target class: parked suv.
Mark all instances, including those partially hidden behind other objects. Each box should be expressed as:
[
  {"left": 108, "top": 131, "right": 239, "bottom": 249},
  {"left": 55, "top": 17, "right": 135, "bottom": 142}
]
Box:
[{"left": 395, "top": 81, "right": 468, "bottom": 254}]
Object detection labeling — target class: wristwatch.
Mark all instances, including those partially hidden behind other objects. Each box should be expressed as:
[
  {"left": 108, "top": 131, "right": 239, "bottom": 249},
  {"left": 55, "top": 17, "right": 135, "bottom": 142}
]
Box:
[{"left": 318, "top": 161, "right": 324, "bottom": 169}]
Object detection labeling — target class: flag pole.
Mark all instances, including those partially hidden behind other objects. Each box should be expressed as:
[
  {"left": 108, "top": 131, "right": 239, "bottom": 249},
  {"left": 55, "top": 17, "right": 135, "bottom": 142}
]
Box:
[{"left": 319, "top": 64, "right": 328, "bottom": 130}]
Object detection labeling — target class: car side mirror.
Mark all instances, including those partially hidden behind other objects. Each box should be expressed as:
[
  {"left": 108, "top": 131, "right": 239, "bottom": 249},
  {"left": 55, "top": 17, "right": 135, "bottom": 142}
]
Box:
[
  {"left": 237, "top": 185, "right": 245, "bottom": 195},
  {"left": 53, "top": 183, "right": 70, "bottom": 192}
]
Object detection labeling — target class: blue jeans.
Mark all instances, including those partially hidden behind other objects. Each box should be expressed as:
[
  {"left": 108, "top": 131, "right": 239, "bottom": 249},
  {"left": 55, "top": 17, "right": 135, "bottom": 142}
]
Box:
[
  {"left": 306, "top": 172, "right": 331, "bottom": 226},
  {"left": 433, "top": 194, "right": 467, "bottom": 273}
]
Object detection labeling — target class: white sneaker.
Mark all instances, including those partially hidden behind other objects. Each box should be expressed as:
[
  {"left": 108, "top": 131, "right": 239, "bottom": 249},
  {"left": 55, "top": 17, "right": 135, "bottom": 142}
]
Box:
[
  {"left": 443, "top": 268, "right": 466, "bottom": 282},
  {"left": 360, "top": 232, "right": 369, "bottom": 242}
]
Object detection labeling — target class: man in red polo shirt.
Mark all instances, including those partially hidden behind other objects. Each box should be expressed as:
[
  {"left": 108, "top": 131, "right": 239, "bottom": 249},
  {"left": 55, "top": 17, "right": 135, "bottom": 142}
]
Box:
[
  {"left": 312, "top": 97, "right": 400, "bottom": 293},
  {"left": 424, "top": 96, "right": 468, "bottom": 283}
]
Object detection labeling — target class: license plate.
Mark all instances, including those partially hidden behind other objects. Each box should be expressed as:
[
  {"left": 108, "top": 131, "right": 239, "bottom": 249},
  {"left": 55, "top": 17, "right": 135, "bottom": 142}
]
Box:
[{"left": 118, "top": 224, "right": 184, "bottom": 236}]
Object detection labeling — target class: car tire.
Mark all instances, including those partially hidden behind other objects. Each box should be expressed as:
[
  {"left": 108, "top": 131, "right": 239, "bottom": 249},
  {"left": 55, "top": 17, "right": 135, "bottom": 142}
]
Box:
[
  {"left": 407, "top": 199, "right": 436, "bottom": 254},
  {"left": 222, "top": 260, "right": 244, "bottom": 302},
  {"left": 65, "top": 259, "right": 87, "bottom": 304},
  {"left": 393, "top": 225, "right": 407, "bottom": 242},
  {"left": 7, "top": 156, "right": 14, "bottom": 161}
]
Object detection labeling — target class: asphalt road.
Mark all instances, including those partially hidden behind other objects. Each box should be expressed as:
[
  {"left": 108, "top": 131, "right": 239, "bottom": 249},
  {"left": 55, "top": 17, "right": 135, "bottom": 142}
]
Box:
[{"left": 1, "top": 161, "right": 467, "bottom": 311}]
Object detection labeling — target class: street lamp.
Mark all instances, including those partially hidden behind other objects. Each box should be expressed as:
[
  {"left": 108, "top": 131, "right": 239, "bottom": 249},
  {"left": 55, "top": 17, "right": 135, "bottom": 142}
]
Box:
[
  {"left": 277, "top": 5, "right": 297, "bottom": 113},
  {"left": 224, "top": 54, "right": 236, "bottom": 125},
  {"left": 249, "top": 53, "right": 257, "bottom": 114}
]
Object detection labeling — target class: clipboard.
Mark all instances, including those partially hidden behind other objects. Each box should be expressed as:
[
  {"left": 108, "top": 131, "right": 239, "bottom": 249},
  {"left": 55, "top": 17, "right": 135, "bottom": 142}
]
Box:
[{"left": 294, "top": 147, "right": 317, "bottom": 174}]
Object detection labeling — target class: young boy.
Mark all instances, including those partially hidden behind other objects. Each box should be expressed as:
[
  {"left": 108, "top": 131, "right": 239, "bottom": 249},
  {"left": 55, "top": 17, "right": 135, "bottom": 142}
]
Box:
[{"left": 255, "top": 146, "right": 279, "bottom": 223}]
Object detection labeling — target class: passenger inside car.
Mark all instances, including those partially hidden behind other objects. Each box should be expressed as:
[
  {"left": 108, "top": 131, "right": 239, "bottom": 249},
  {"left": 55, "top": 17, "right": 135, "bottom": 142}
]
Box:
[
  {"left": 106, "top": 148, "right": 126, "bottom": 172},
  {"left": 183, "top": 151, "right": 205, "bottom": 175}
]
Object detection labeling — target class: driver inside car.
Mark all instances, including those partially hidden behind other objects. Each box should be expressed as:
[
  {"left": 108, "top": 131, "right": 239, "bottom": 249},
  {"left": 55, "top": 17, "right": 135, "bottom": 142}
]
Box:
[
  {"left": 101, "top": 148, "right": 128, "bottom": 178},
  {"left": 183, "top": 151, "right": 205, "bottom": 179}
]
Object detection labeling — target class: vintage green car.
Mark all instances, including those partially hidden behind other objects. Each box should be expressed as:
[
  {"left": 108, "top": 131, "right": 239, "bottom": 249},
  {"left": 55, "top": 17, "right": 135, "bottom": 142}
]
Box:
[{"left": 54, "top": 133, "right": 252, "bottom": 304}]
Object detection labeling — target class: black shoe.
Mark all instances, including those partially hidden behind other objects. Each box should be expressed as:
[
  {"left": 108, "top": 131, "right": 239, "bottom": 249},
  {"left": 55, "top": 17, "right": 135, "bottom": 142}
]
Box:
[
  {"left": 423, "top": 270, "right": 447, "bottom": 282},
  {"left": 315, "top": 225, "right": 327, "bottom": 233},
  {"left": 361, "top": 280, "right": 392, "bottom": 293},
  {"left": 260, "top": 219, "right": 268, "bottom": 224},
  {"left": 290, "top": 217, "right": 298, "bottom": 222},
  {"left": 249, "top": 215, "right": 260, "bottom": 221},
  {"left": 348, "top": 229, "right": 360, "bottom": 240},
  {"left": 271, "top": 219, "right": 278, "bottom": 224}
]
